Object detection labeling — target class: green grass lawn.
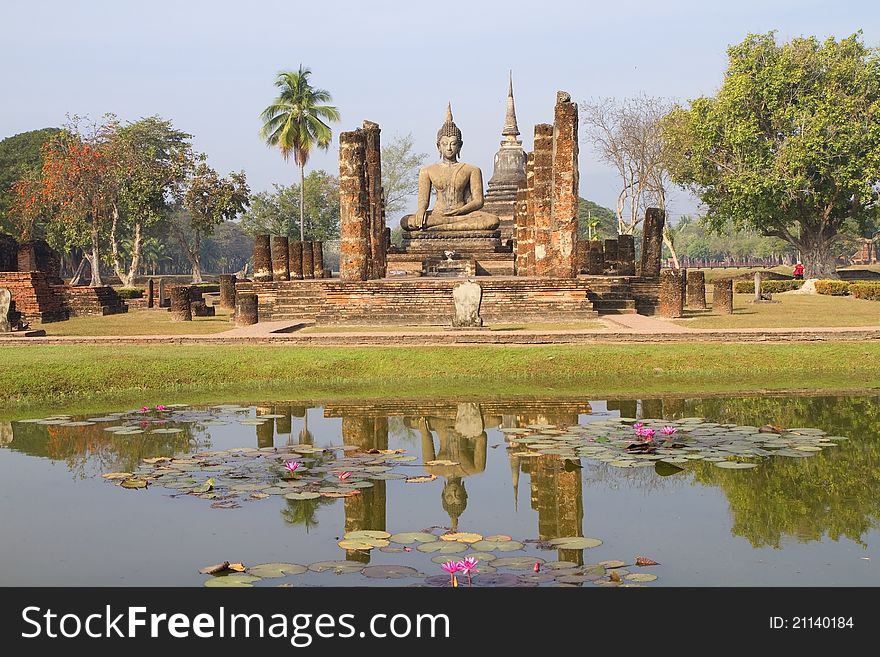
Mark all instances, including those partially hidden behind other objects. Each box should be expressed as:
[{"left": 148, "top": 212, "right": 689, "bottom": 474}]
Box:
[
  {"left": 689, "top": 265, "right": 880, "bottom": 282},
  {"left": 2, "top": 343, "right": 879, "bottom": 416},
  {"left": 673, "top": 293, "right": 880, "bottom": 329},
  {"left": 39, "top": 308, "right": 234, "bottom": 336}
]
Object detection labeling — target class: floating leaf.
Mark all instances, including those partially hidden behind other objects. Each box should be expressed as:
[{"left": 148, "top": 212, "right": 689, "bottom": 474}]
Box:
[
  {"left": 362, "top": 565, "right": 421, "bottom": 579},
  {"left": 389, "top": 532, "right": 438, "bottom": 545},
  {"left": 204, "top": 574, "right": 261, "bottom": 587},
  {"left": 284, "top": 491, "right": 321, "bottom": 500},
  {"left": 143, "top": 457, "right": 172, "bottom": 464},
  {"left": 344, "top": 530, "right": 391, "bottom": 541},
  {"left": 192, "top": 478, "right": 215, "bottom": 493},
  {"left": 406, "top": 475, "right": 437, "bottom": 484},
  {"left": 425, "top": 460, "right": 459, "bottom": 466},
  {"left": 713, "top": 461, "right": 758, "bottom": 469},
  {"left": 120, "top": 478, "right": 148, "bottom": 489},
  {"left": 471, "top": 540, "right": 524, "bottom": 552},
  {"left": 440, "top": 532, "right": 482, "bottom": 544},
  {"left": 102, "top": 472, "right": 133, "bottom": 480},
  {"left": 599, "top": 560, "right": 627, "bottom": 569},
  {"left": 308, "top": 561, "right": 365, "bottom": 574},
  {"left": 491, "top": 557, "right": 544, "bottom": 570},
  {"left": 199, "top": 561, "right": 230, "bottom": 575},
  {"left": 247, "top": 563, "right": 307, "bottom": 578},
  {"left": 546, "top": 537, "right": 603, "bottom": 550},
  {"left": 625, "top": 573, "right": 658, "bottom": 582},
  {"left": 227, "top": 562, "right": 247, "bottom": 572},
  {"left": 338, "top": 538, "right": 389, "bottom": 550},
  {"left": 417, "top": 541, "right": 468, "bottom": 554}
]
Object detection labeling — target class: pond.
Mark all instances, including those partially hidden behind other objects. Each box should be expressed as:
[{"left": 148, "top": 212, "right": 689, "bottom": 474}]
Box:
[{"left": 1, "top": 394, "right": 878, "bottom": 587}]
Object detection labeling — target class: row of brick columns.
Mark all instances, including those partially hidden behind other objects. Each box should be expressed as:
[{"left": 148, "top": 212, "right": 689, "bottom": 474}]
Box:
[
  {"left": 660, "top": 269, "right": 733, "bottom": 317},
  {"left": 253, "top": 235, "right": 326, "bottom": 282},
  {"left": 575, "top": 235, "right": 637, "bottom": 275}
]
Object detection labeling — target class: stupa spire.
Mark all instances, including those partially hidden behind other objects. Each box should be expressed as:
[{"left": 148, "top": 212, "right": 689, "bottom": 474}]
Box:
[{"left": 502, "top": 71, "right": 520, "bottom": 139}]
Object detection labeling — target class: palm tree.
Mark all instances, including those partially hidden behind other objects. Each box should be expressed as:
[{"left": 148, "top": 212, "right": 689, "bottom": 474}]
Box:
[{"left": 260, "top": 65, "right": 340, "bottom": 241}]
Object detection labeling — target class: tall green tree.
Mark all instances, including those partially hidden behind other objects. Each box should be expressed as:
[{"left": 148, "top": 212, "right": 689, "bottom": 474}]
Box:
[
  {"left": 664, "top": 32, "right": 880, "bottom": 278},
  {"left": 259, "top": 65, "right": 340, "bottom": 241},
  {"left": 381, "top": 133, "right": 428, "bottom": 220},
  {"left": 240, "top": 170, "right": 340, "bottom": 241},
  {"left": 0, "top": 128, "right": 60, "bottom": 234}
]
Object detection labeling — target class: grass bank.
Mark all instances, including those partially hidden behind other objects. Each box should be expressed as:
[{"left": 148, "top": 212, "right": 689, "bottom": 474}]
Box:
[{"left": 2, "top": 343, "right": 879, "bottom": 418}]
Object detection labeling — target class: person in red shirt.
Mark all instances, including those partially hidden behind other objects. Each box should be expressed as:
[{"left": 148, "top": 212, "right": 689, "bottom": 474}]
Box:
[{"left": 793, "top": 261, "right": 805, "bottom": 279}]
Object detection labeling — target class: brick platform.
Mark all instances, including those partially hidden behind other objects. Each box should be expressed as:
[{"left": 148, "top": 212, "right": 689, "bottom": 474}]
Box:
[
  {"left": 0, "top": 272, "right": 68, "bottom": 323},
  {"left": 237, "top": 277, "right": 600, "bottom": 325},
  {"left": 58, "top": 286, "right": 128, "bottom": 317}
]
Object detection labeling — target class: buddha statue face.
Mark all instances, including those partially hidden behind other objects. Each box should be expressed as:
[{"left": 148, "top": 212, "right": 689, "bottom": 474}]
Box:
[{"left": 437, "top": 135, "right": 462, "bottom": 162}]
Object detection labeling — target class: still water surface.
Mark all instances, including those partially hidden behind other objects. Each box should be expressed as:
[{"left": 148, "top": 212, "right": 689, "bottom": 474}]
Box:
[{"left": 1, "top": 395, "right": 877, "bottom": 587}]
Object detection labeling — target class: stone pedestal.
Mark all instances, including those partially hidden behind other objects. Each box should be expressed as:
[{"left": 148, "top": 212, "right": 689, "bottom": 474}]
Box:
[
  {"left": 603, "top": 238, "right": 618, "bottom": 273},
  {"left": 235, "top": 293, "right": 258, "bottom": 326},
  {"left": 401, "top": 230, "right": 503, "bottom": 255},
  {"left": 147, "top": 279, "right": 155, "bottom": 308},
  {"left": 0, "top": 287, "right": 10, "bottom": 332},
  {"left": 587, "top": 241, "right": 604, "bottom": 275},
  {"left": 254, "top": 235, "right": 272, "bottom": 282},
  {"left": 425, "top": 255, "right": 476, "bottom": 278},
  {"left": 302, "top": 241, "right": 315, "bottom": 279},
  {"left": 713, "top": 279, "right": 733, "bottom": 314},
  {"left": 192, "top": 301, "right": 215, "bottom": 317},
  {"left": 617, "top": 234, "right": 636, "bottom": 276},
  {"left": 219, "top": 274, "right": 236, "bottom": 309},
  {"left": 272, "top": 236, "right": 290, "bottom": 281},
  {"left": 452, "top": 280, "right": 483, "bottom": 328},
  {"left": 686, "top": 270, "right": 706, "bottom": 309},
  {"left": 289, "top": 241, "right": 304, "bottom": 280},
  {"left": 312, "top": 241, "right": 324, "bottom": 279},
  {"left": 659, "top": 269, "right": 685, "bottom": 318},
  {"left": 640, "top": 208, "right": 665, "bottom": 279},
  {"left": 169, "top": 286, "right": 192, "bottom": 321}
]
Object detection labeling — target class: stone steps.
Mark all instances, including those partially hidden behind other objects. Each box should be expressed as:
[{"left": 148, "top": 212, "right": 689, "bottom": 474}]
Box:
[{"left": 59, "top": 286, "right": 128, "bottom": 317}]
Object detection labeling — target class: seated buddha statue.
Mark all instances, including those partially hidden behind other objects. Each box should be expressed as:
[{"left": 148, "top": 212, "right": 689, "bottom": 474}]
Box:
[{"left": 400, "top": 105, "right": 500, "bottom": 232}]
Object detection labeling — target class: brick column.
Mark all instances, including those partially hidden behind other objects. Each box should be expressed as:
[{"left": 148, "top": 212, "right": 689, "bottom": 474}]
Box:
[
  {"left": 235, "top": 293, "right": 258, "bottom": 326},
  {"left": 603, "top": 238, "right": 618, "bottom": 274},
  {"left": 514, "top": 157, "right": 534, "bottom": 276},
  {"left": 302, "top": 241, "right": 314, "bottom": 279},
  {"left": 531, "top": 124, "right": 554, "bottom": 276},
  {"left": 659, "top": 269, "right": 685, "bottom": 317},
  {"left": 548, "top": 91, "right": 578, "bottom": 279},
  {"left": 169, "top": 286, "right": 192, "bottom": 321},
  {"left": 575, "top": 241, "right": 588, "bottom": 274},
  {"left": 687, "top": 270, "right": 706, "bottom": 309},
  {"left": 253, "top": 234, "right": 272, "bottom": 282},
  {"left": 363, "top": 121, "right": 386, "bottom": 279},
  {"left": 617, "top": 234, "right": 636, "bottom": 276},
  {"left": 147, "top": 279, "right": 154, "bottom": 308},
  {"left": 312, "top": 241, "right": 324, "bottom": 279},
  {"left": 271, "top": 236, "right": 290, "bottom": 281},
  {"left": 587, "top": 241, "right": 604, "bottom": 275},
  {"left": 219, "top": 274, "right": 236, "bottom": 309},
  {"left": 339, "top": 129, "right": 370, "bottom": 281},
  {"left": 713, "top": 279, "right": 733, "bottom": 314},
  {"left": 639, "top": 208, "right": 665, "bottom": 278},
  {"left": 289, "top": 241, "right": 303, "bottom": 280}
]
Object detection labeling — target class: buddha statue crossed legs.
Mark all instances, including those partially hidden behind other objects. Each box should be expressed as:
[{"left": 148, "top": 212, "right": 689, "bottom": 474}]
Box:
[{"left": 400, "top": 105, "right": 500, "bottom": 233}]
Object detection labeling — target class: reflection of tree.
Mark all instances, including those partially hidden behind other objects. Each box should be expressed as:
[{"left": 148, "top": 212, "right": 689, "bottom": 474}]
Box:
[
  {"left": 281, "top": 497, "right": 334, "bottom": 532},
  {"left": 683, "top": 395, "right": 880, "bottom": 548},
  {"left": 387, "top": 416, "right": 419, "bottom": 446},
  {"left": 10, "top": 420, "right": 200, "bottom": 480}
]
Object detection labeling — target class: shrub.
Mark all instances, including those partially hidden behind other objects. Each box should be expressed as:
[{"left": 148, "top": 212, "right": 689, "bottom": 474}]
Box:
[
  {"left": 116, "top": 287, "right": 144, "bottom": 299},
  {"left": 849, "top": 283, "right": 880, "bottom": 301},
  {"left": 733, "top": 280, "right": 804, "bottom": 294},
  {"left": 814, "top": 280, "right": 850, "bottom": 295}
]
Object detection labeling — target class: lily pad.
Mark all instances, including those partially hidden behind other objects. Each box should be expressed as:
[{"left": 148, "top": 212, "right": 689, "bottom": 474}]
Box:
[
  {"left": 713, "top": 461, "right": 758, "bottom": 469},
  {"left": 120, "top": 478, "right": 148, "bottom": 489},
  {"left": 362, "top": 565, "right": 421, "bottom": 579},
  {"left": 546, "top": 537, "right": 603, "bottom": 550},
  {"left": 344, "top": 530, "right": 391, "bottom": 541},
  {"left": 338, "top": 538, "right": 389, "bottom": 550},
  {"left": 598, "top": 560, "right": 627, "bottom": 569},
  {"left": 417, "top": 541, "right": 468, "bottom": 554},
  {"left": 389, "top": 532, "right": 438, "bottom": 545},
  {"left": 491, "top": 557, "right": 544, "bottom": 570},
  {"left": 625, "top": 573, "right": 658, "bottom": 582},
  {"left": 470, "top": 540, "right": 524, "bottom": 552},
  {"left": 308, "top": 561, "right": 365, "bottom": 574},
  {"left": 440, "top": 532, "right": 482, "bottom": 543},
  {"left": 247, "top": 563, "right": 307, "bottom": 578},
  {"left": 284, "top": 491, "right": 321, "bottom": 500},
  {"left": 204, "top": 574, "right": 261, "bottom": 587}
]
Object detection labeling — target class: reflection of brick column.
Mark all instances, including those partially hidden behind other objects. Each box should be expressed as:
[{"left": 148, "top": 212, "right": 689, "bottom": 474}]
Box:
[
  {"left": 641, "top": 398, "right": 663, "bottom": 420},
  {"left": 302, "top": 241, "right": 314, "bottom": 279},
  {"left": 514, "top": 157, "right": 534, "bottom": 275},
  {"left": 363, "top": 121, "right": 386, "bottom": 280},
  {"left": 607, "top": 399, "right": 637, "bottom": 418},
  {"left": 713, "top": 278, "right": 733, "bottom": 314},
  {"left": 617, "top": 234, "right": 636, "bottom": 276},
  {"left": 339, "top": 129, "right": 370, "bottom": 281},
  {"left": 253, "top": 235, "right": 272, "bottom": 282},
  {"left": 639, "top": 208, "right": 665, "bottom": 278},
  {"left": 548, "top": 92, "right": 579, "bottom": 279},
  {"left": 687, "top": 270, "right": 706, "bottom": 309},
  {"left": 272, "top": 236, "right": 290, "bottom": 281},
  {"left": 531, "top": 124, "right": 554, "bottom": 276},
  {"left": 274, "top": 405, "right": 292, "bottom": 435},
  {"left": 256, "top": 406, "right": 274, "bottom": 448},
  {"left": 289, "top": 241, "right": 303, "bottom": 279},
  {"left": 342, "top": 414, "right": 388, "bottom": 564},
  {"left": 530, "top": 455, "right": 584, "bottom": 566}
]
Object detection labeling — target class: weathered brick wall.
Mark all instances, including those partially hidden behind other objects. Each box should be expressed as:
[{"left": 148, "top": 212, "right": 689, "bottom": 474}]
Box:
[
  {"left": 0, "top": 272, "right": 68, "bottom": 323},
  {"left": 548, "top": 92, "right": 578, "bottom": 279},
  {"left": 639, "top": 208, "right": 665, "bottom": 279}
]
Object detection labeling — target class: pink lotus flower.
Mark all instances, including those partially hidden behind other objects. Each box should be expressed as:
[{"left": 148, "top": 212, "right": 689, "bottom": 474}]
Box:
[
  {"left": 662, "top": 426, "right": 677, "bottom": 436},
  {"left": 337, "top": 471, "right": 352, "bottom": 480},
  {"left": 633, "top": 422, "right": 644, "bottom": 431},
  {"left": 139, "top": 406, "right": 151, "bottom": 413},
  {"left": 441, "top": 560, "right": 461, "bottom": 586},
  {"left": 641, "top": 428, "right": 656, "bottom": 442},
  {"left": 456, "top": 557, "right": 478, "bottom": 585},
  {"left": 284, "top": 461, "right": 300, "bottom": 474},
  {"left": 533, "top": 561, "right": 541, "bottom": 573},
  {"left": 156, "top": 405, "right": 168, "bottom": 412}
]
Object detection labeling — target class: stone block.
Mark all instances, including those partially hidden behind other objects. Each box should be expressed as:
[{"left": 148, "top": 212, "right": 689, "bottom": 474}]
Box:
[
  {"left": 235, "top": 293, "right": 258, "bottom": 326},
  {"left": 617, "top": 234, "right": 636, "bottom": 276},
  {"left": 713, "top": 278, "right": 733, "bottom": 314},
  {"left": 219, "top": 274, "right": 236, "bottom": 309},
  {"left": 302, "top": 241, "right": 315, "bottom": 279},
  {"left": 272, "top": 235, "right": 290, "bottom": 281},
  {"left": 452, "top": 280, "right": 483, "bottom": 327},
  {"left": 587, "top": 241, "right": 604, "bottom": 275},
  {"left": 686, "top": 270, "right": 706, "bottom": 309},
  {"left": 289, "top": 241, "right": 304, "bottom": 279},
  {"left": 169, "top": 286, "right": 192, "bottom": 321},
  {"left": 253, "top": 234, "right": 272, "bottom": 282},
  {"left": 640, "top": 208, "right": 665, "bottom": 279},
  {"left": 659, "top": 269, "right": 685, "bottom": 318}
]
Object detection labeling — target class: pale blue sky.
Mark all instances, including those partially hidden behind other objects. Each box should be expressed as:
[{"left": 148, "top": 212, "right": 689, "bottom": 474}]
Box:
[{"left": 3, "top": 0, "right": 878, "bottom": 221}]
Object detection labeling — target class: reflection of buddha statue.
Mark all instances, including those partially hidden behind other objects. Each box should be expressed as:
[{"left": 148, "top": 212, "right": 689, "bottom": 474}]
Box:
[{"left": 400, "top": 105, "right": 501, "bottom": 232}]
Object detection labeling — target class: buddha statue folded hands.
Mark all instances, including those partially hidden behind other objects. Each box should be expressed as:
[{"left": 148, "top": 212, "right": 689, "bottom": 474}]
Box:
[{"left": 400, "top": 104, "right": 500, "bottom": 232}]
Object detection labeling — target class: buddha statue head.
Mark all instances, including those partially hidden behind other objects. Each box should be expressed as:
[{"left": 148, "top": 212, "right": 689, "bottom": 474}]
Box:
[{"left": 436, "top": 103, "right": 463, "bottom": 162}]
